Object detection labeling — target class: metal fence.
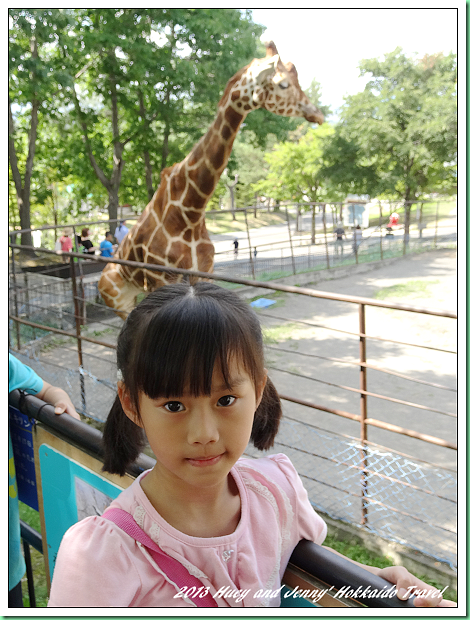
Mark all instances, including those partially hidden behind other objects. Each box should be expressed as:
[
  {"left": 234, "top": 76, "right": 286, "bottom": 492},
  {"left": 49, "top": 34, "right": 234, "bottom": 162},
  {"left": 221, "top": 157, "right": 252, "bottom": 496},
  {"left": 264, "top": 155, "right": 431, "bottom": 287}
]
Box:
[{"left": 9, "top": 240, "right": 457, "bottom": 571}]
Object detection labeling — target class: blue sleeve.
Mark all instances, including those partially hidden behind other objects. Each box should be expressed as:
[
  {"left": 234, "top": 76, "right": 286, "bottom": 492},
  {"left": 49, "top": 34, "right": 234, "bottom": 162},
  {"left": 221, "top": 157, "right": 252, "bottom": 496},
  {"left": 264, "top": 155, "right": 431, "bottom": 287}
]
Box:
[{"left": 9, "top": 353, "right": 43, "bottom": 394}]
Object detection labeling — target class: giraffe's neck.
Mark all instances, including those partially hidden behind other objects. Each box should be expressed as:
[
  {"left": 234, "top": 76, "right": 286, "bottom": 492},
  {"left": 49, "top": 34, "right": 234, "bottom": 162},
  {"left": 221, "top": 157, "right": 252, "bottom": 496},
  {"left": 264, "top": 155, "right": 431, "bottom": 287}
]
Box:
[{"left": 166, "top": 70, "right": 257, "bottom": 224}]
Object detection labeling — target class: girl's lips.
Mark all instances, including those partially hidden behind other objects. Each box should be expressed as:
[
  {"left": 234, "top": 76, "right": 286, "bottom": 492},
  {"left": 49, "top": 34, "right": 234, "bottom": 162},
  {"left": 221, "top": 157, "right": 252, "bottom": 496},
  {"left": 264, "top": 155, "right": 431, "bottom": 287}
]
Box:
[{"left": 186, "top": 454, "right": 224, "bottom": 467}]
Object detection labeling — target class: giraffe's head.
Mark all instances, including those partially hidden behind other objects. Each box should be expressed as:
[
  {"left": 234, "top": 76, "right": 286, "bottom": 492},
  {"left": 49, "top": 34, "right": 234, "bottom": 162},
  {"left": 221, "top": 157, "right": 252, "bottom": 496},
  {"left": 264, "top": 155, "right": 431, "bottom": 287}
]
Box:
[{"left": 246, "top": 41, "right": 324, "bottom": 125}]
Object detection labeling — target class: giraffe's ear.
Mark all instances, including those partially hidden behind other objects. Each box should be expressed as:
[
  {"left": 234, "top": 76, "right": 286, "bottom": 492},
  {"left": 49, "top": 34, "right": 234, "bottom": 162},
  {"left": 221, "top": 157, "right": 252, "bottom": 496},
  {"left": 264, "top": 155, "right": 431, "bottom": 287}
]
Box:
[
  {"left": 252, "top": 55, "right": 279, "bottom": 85},
  {"left": 264, "top": 41, "right": 279, "bottom": 58}
]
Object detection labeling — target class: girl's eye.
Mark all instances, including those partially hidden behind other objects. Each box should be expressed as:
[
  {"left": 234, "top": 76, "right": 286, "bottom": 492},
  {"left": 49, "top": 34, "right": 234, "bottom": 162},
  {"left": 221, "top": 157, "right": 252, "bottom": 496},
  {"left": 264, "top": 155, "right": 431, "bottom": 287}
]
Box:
[
  {"left": 217, "top": 395, "right": 236, "bottom": 407},
  {"left": 164, "top": 401, "right": 185, "bottom": 413}
]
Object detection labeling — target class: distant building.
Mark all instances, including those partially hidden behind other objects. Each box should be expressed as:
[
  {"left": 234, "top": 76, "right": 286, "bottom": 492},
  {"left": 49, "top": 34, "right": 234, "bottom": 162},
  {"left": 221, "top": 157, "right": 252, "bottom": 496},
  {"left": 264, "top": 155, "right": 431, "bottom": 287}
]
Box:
[{"left": 342, "top": 196, "right": 369, "bottom": 228}]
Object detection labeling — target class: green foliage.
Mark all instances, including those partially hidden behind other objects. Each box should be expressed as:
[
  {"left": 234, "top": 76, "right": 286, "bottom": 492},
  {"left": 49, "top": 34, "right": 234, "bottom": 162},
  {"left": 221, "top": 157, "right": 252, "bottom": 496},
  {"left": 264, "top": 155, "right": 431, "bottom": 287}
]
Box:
[
  {"left": 303, "top": 78, "right": 333, "bottom": 122},
  {"left": 322, "top": 48, "right": 456, "bottom": 202},
  {"left": 373, "top": 280, "right": 440, "bottom": 300},
  {"left": 9, "top": 8, "right": 266, "bottom": 226},
  {"left": 254, "top": 123, "right": 343, "bottom": 204}
]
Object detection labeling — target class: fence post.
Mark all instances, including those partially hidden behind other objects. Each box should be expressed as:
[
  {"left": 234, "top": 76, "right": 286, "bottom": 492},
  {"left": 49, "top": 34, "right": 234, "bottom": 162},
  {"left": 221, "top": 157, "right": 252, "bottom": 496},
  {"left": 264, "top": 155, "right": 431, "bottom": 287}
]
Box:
[
  {"left": 310, "top": 203, "right": 316, "bottom": 244},
  {"left": 285, "top": 207, "right": 296, "bottom": 275},
  {"left": 244, "top": 210, "right": 256, "bottom": 279},
  {"left": 10, "top": 245, "right": 22, "bottom": 350},
  {"left": 22, "top": 539, "right": 37, "bottom": 607},
  {"left": 322, "top": 204, "right": 330, "bottom": 269},
  {"left": 379, "top": 201, "right": 383, "bottom": 261},
  {"left": 69, "top": 256, "right": 86, "bottom": 414},
  {"left": 359, "top": 303, "right": 368, "bottom": 526},
  {"left": 434, "top": 201, "right": 439, "bottom": 247}
]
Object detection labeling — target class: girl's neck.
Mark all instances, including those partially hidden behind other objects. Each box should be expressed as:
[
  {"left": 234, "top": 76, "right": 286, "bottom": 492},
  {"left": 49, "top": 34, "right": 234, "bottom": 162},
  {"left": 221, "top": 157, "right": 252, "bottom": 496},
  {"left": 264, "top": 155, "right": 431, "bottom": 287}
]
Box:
[{"left": 140, "top": 467, "right": 241, "bottom": 538}]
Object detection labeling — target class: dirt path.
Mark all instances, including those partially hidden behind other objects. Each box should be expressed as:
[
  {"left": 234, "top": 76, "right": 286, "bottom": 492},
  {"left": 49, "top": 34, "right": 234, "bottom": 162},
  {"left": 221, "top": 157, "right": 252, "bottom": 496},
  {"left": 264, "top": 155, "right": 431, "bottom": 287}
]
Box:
[{"left": 254, "top": 248, "right": 457, "bottom": 470}]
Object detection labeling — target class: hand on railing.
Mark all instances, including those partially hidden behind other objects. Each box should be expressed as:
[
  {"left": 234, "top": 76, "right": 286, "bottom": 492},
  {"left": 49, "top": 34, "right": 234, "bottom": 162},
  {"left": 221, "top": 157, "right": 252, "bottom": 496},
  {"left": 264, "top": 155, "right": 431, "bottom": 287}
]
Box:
[{"left": 287, "top": 540, "right": 456, "bottom": 608}]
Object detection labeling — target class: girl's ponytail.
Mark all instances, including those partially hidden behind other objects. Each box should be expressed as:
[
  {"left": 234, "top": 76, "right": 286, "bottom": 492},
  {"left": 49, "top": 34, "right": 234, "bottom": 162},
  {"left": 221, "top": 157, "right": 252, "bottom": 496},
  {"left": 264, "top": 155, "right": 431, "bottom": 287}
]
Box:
[
  {"left": 251, "top": 376, "right": 282, "bottom": 450},
  {"left": 102, "top": 395, "right": 146, "bottom": 476}
]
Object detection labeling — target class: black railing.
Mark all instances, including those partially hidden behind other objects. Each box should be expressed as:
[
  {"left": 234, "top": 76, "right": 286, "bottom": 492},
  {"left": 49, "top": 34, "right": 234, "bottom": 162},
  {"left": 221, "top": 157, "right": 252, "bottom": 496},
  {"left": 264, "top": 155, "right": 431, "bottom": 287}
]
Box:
[{"left": 20, "top": 520, "right": 43, "bottom": 608}]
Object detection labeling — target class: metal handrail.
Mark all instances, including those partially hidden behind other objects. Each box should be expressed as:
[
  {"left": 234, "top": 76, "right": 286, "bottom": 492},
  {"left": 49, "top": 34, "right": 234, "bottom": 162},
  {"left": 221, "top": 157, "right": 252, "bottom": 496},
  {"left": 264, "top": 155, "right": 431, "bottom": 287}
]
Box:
[
  {"left": 9, "top": 243, "right": 457, "bottom": 527},
  {"left": 8, "top": 244, "right": 457, "bottom": 318}
]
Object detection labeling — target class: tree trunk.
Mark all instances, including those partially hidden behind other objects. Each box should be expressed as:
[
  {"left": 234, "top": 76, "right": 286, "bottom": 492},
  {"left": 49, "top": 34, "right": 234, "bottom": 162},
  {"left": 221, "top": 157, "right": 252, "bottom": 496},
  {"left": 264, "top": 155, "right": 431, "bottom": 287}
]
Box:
[
  {"left": 160, "top": 89, "right": 171, "bottom": 173},
  {"left": 107, "top": 188, "right": 119, "bottom": 226},
  {"left": 161, "top": 125, "right": 170, "bottom": 173},
  {"left": 404, "top": 187, "right": 414, "bottom": 246},
  {"left": 311, "top": 205, "right": 316, "bottom": 244},
  {"left": 144, "top": 150, "right": 154, "bottom": 201},
  {"left": 227, "top": 175, "right": 238, "bottom": 221},
  {"left": 404, "top": 203, "right": 412, "bottom": 246},
  {"left": 8, "top": 35, "right": 41, "bottom": 251},
  {"left": 296, "top": 205, "right": 302, "bottom": 233},
  {"left": 70, "top": 48, "right": 125, "bottom": 226},
  {"left": 138, "top": 90, "right": 155, "bottom": 200}
]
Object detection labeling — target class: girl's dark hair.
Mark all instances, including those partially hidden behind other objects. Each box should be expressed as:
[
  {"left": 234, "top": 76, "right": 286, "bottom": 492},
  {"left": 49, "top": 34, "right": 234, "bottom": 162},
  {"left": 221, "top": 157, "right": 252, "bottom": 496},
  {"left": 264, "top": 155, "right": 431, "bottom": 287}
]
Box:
[
  {"left": 102, "top": 282, "right": 282, "bottom": 475},
  {"left": 81, "top": 228, "right": 90, "bottom": 237}
]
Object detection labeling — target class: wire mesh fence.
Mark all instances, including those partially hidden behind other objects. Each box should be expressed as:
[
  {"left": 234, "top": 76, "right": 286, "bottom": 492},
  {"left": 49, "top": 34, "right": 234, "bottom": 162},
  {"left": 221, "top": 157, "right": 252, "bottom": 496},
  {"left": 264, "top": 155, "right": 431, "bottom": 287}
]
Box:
[
  {"left": 244, "top": 416, "right": 456, "bottom": 570},
  {"left": 8, "top": 220, "right": 457, "bottom": 571}
]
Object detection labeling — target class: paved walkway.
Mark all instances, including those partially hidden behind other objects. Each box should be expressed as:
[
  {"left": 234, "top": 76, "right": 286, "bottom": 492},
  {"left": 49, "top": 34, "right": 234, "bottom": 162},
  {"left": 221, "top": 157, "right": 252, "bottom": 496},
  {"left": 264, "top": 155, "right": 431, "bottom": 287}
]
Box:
[{"left": 255, "top": 248, "right": 457, "bottom": 470}]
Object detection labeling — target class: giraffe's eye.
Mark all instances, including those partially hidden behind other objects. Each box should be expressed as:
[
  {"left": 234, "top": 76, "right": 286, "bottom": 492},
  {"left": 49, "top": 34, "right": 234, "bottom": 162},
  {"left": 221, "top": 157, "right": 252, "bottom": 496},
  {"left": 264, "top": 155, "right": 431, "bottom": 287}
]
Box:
[{"left": 278, "top": 80, "right": 289, "bottom": 89}]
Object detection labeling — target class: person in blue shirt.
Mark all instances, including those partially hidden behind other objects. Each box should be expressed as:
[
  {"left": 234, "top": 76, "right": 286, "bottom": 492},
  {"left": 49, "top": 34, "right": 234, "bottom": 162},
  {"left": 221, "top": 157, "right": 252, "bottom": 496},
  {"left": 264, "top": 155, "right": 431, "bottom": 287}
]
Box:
[
  {"left": 99, "top": 231, "right": 115, "bottom": 257},
  {"left": 8, "top": 354, "right": 80, "bottom": 607}
]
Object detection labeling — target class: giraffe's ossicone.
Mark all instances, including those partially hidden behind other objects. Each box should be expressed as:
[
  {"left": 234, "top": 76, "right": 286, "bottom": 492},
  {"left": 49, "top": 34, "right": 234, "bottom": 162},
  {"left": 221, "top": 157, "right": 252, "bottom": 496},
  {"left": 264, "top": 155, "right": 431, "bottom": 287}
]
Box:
[{"left": 98, "top": 41, "right": 324, "bottom": 319}]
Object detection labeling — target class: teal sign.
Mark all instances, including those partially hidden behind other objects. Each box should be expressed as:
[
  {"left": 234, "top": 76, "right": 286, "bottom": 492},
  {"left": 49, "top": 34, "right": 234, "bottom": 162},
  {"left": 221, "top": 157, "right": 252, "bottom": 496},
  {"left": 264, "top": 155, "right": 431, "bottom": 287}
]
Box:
[{"left": 38, "top": 444, "right": 123, "bottom": 579}]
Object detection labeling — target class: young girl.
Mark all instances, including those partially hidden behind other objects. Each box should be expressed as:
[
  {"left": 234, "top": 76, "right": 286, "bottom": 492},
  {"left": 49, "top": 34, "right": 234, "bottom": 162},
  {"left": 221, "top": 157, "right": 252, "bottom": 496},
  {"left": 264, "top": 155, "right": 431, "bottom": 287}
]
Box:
[
  {"left": 48, "top": 283, "right": 453, "bottom": 608},
  {"left": 58, "top": 229, "right": 73, "bottom": 263}
]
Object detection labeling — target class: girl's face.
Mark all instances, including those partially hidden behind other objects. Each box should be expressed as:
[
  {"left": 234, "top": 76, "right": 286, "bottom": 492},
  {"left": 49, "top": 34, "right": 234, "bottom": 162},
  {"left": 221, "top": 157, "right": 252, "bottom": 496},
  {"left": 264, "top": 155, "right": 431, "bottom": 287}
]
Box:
[{"left": 119, "top": 361, "right": 266, "bottom": 492}]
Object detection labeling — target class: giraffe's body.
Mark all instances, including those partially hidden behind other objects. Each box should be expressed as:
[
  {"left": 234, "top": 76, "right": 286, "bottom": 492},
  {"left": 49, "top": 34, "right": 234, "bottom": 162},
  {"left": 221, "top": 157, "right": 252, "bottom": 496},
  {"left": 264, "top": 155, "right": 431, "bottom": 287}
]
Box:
[{"left": 98, "top": 42, "right": 323, "bottom": 318}]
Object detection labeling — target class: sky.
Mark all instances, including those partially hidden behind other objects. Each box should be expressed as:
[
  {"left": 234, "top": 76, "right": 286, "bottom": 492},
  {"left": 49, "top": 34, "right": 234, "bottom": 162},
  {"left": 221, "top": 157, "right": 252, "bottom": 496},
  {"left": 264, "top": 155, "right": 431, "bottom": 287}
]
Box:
[{"left": 250, "top": 7, "right": 460, "bottom": 119}]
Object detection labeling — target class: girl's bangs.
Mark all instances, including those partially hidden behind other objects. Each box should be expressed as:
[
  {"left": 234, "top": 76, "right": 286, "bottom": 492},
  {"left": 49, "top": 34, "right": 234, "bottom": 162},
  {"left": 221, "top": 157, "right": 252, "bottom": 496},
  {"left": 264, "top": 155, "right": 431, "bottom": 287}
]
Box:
[{"left": 134, "top": 296, "right": 260, "bottom": 399}]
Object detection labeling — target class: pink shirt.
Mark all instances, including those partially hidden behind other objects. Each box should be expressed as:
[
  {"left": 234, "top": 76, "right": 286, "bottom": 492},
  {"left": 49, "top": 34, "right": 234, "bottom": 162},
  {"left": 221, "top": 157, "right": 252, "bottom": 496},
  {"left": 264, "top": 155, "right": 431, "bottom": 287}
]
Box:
[
  {"left": 48, "top": 454, "right": 326, "bottom": 607},
  {"left": 59, "top": 236, "right": 73, "bottom": 252}
]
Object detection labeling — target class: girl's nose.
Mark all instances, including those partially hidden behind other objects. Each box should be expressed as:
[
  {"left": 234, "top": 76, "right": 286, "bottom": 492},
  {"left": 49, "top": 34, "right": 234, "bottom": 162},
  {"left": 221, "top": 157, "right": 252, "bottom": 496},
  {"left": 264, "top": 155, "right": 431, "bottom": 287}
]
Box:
[{"left": 187, "top": 405, "right": 219, "bottom": 445}]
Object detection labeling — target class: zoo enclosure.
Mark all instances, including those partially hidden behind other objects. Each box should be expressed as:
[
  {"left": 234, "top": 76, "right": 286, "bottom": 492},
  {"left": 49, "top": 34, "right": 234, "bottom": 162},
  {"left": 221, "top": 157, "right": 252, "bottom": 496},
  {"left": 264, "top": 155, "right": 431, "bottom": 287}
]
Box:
[{"left": 9, "top": 242, "right": 457, "bottom": 572}]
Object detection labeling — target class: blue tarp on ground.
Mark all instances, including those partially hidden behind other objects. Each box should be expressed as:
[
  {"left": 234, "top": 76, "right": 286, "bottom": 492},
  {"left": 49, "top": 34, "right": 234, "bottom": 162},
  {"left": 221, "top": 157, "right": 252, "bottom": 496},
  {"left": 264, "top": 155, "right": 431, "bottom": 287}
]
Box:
[{"left": 250, "top": 298, "right": 276, "bottom": 309}]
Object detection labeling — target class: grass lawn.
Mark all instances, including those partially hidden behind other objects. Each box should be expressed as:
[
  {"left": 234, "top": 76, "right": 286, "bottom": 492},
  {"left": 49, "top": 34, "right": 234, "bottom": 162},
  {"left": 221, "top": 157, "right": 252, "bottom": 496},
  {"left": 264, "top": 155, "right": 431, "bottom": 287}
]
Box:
[
  {"left": 367, "top": 199, "right": 455, "bottom": 229},
  {"left": 206, "top": 209, "right": 287, "bottom": 235}
]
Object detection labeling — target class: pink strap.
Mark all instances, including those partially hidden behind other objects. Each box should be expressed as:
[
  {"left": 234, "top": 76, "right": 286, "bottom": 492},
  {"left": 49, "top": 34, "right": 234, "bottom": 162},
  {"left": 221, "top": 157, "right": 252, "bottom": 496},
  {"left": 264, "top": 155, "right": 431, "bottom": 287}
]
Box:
[{"left": 103, "top": 507, "right": 217, "bottom": 607}]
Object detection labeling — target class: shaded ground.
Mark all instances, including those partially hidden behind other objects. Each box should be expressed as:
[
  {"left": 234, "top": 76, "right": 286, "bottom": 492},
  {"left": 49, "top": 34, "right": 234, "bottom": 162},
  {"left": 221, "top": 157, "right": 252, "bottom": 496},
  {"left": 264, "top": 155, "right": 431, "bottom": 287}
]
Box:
[{"left": 252, "top": 249, "right": 457, "bottom": 470}]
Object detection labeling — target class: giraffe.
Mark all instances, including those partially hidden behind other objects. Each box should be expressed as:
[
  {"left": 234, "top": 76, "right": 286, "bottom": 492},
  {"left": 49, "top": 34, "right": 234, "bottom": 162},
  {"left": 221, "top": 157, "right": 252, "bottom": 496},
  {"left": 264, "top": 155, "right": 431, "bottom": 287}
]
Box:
[{"left": 98, "top": 41, "right": 324, "bottom": 318}]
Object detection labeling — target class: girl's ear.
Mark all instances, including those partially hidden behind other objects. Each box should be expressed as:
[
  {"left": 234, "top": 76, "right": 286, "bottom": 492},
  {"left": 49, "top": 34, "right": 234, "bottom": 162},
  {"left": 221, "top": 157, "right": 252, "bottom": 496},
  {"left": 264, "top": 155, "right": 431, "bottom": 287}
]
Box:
[
  {"left": 117, "top": 381, "right": 143, "bottom": 428},
  {"left": 255, "top": 370, "right": 268, "bottom": 409}
]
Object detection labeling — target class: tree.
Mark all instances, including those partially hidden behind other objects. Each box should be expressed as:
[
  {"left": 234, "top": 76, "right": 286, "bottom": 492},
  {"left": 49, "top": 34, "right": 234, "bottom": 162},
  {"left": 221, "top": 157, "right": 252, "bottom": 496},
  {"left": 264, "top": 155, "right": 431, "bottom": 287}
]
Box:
[
  {"left": 323, "top": 48, "right": 456, "bottom": 237},
  {"left": 9, "top": 9, "right": 71, "bottom": 248},
  {"left": 254, "top": 124, "right": 341, "bottom": 239},
  {"left": 254, "top": 123, "right": 340, "bottom": 203},
  {"left": 53, "top": 9, "right": 264, "bottom": 223}
]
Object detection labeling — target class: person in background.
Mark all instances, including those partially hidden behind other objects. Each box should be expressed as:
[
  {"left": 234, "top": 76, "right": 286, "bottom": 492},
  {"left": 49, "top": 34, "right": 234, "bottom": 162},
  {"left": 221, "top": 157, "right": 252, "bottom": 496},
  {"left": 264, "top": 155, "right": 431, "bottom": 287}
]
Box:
[
  {"left": 334, "top": 221, "right": 346, "bottom": 255},
  {"left": 8, "top": 353, "right": 80, "bottom": 607},
  {"left": 58, "top": 229, "right": 73, "bottom": 263},
  {"left": 79, "top": 228, "right": 95, "bottom": 254},
  {"left": 233, "top": 238, "right": 239, "bottom": 257},
  {"left": 114, "top": 220, "right": 129, "bottom": 245},
  {"left": 99, "top": 231, "right": 115, "bottom": 258},
  {"left": 353, "top": 225, "right": 362, "bottom": 256}
]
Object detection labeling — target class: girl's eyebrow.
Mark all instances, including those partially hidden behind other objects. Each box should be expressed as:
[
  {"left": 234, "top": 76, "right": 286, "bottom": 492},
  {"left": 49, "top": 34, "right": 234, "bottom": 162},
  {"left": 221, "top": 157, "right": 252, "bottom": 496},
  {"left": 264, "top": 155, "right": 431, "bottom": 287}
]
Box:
[{"left": 212, "top": 376, "right": 248, "bottom": 392}]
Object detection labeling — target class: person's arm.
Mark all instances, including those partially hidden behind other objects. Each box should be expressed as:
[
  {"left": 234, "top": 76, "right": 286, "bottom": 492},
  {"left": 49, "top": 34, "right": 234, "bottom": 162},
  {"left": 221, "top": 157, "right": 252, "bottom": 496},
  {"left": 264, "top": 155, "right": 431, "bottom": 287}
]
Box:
[
  {"left": 323, "top": 546, "right": 455, "bottom": 607},
  {"left": 36, "top": 382, "right": 80, "bottom": 420}
]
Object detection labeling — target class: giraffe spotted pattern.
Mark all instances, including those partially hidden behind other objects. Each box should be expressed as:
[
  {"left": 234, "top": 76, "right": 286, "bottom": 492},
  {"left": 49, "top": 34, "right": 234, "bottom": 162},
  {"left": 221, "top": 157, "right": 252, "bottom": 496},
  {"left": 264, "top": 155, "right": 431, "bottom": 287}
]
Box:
[{"left": 98, "top": 42, "right": 323, "bottom": 318}]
